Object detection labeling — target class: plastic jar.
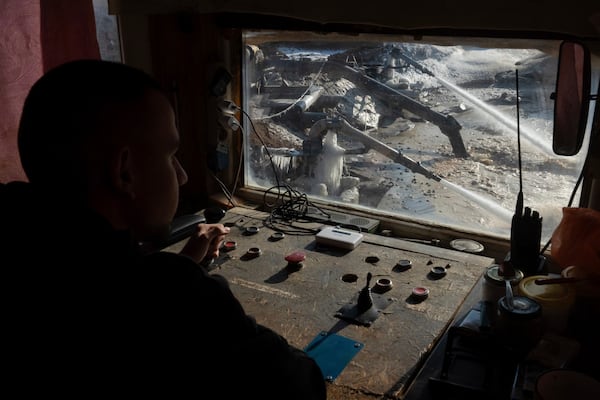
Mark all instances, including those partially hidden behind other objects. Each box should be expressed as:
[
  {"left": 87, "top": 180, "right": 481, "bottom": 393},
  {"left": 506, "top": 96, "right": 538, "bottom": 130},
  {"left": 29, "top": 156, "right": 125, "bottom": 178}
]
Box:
[
  {"left": 496, "top": 295, "right": 542, "bottom": 355},
  {"left": 518, "top": 275, "right": 575, "bottom": 335},
  {"left": 482, "top": 264, "right": 524, "bottom": 303}
]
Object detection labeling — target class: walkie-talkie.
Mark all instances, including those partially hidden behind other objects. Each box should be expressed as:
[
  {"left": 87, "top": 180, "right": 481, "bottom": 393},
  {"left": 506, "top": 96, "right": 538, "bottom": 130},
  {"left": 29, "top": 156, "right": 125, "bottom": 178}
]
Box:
[{"left": 509, "top": 69, "right": 543, "bottom": 276}]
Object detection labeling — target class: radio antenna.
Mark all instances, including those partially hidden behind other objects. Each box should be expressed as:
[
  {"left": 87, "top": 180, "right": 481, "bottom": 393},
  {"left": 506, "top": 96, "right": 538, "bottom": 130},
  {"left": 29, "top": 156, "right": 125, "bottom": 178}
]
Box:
[
  {"left": 509, "top": 68, "right": 543, "bottom": 275},
  {"left": 515, "top": 69, "right": 523, "bottom": 215}
]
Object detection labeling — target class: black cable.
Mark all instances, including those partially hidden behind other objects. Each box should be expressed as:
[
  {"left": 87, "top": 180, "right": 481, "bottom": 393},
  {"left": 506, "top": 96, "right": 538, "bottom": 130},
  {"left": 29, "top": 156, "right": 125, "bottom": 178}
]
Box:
[
  {"left": 261, "top": 185, "right": 321, "bottom": 235},
  {"left": 263, "top": 184, "right": 328, "bottom": 221},
  {"left": 230, "top": 125, "right": 246, "bottom": 200},
  {"left": 241, "top": 108, "right": 282, "bottom": 190},
  {"left": 209, "top": 170, "right": 237, "bottom": 208},
  {"left": 239, "top": 107, "right": 334, "bottom": 234}
]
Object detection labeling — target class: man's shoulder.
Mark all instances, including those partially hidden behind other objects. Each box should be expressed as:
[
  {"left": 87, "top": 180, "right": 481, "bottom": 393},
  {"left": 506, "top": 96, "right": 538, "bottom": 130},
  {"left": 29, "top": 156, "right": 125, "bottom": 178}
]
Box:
[{"left": 134, "top": 251, "right": 228, "bottom": 295}]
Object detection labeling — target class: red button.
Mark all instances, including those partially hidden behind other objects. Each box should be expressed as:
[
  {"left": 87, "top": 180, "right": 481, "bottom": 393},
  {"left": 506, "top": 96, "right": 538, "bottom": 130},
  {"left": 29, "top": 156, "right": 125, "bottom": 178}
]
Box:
[
  {"left": 285, "top": 251, "right": 306, "bottom": 263},
  {"left": 223, "top": 240, "right": 237, "bottom": 251},
  {"left": 412, "top": 286, "right": 430, "bottom": 298}
]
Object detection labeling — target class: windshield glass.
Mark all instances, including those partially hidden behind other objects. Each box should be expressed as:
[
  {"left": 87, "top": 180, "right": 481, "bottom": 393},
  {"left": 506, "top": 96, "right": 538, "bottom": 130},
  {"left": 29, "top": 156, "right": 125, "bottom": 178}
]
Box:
[{"left": 241, "top": 31, "right": 590, "bottom": 242}]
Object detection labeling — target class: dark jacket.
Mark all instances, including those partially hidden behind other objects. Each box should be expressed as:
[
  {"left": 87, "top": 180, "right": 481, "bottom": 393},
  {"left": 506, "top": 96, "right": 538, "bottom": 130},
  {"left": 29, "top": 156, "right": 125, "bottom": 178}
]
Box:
[{"left": 1, "top": 181, "right": 326, "bottom": 399}]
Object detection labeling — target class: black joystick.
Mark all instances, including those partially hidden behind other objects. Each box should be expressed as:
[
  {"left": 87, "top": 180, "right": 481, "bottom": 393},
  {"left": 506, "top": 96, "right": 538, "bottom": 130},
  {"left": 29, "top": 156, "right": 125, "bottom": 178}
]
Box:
[
  {"left": 357, "top": 272, "right": 374, "bottom": 312},
  {"left": 335, "top": 271, "right": 391, "bottom": 326},
  {"left": 204, "top": 207, "right": 226, "bottom": 224}
]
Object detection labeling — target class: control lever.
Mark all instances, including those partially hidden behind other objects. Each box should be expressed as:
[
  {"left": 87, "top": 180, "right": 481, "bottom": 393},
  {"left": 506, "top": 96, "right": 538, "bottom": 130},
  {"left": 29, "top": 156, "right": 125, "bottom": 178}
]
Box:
[
  {"left": 335, "top": 272, "right": 393, "bottom": 327},
  {"left": 357, "top": 272, "right": 375, "bottom": 312}
]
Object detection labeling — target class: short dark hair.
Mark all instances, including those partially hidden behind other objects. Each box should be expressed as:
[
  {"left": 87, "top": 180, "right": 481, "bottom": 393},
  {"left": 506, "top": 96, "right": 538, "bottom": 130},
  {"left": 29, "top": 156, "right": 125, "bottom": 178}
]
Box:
[{"left": 18, "top": 59, "right": 164, "bottom": 190}]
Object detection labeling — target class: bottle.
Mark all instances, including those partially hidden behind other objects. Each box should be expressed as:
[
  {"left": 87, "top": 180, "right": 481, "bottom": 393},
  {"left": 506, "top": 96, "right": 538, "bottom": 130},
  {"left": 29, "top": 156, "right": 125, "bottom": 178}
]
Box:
[
  {"left": 496, "top": 295, "right": 542, "bottom": 356},
  {"left": 482, "top": 264, "right": 524, "bottom": 305}
]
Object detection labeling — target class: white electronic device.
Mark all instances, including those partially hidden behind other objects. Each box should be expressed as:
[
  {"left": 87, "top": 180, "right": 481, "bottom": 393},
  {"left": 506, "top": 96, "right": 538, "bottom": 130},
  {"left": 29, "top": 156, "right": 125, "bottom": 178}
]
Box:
[{"left": 315, "top": 226, "right": 364, "bottom": 250}]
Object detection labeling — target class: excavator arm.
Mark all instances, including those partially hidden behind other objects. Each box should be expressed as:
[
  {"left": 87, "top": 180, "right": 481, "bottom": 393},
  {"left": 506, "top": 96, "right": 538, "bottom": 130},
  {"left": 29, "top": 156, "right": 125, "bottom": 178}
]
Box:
[{"left": 304, "top": 117, "right": 441, "bottom": 181}]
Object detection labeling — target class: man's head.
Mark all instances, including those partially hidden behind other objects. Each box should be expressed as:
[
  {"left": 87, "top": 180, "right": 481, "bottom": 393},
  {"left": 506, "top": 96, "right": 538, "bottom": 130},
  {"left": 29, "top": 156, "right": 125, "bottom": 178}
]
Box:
[{"left": 18, "top": 59, "right": 188, "bottom": 242}]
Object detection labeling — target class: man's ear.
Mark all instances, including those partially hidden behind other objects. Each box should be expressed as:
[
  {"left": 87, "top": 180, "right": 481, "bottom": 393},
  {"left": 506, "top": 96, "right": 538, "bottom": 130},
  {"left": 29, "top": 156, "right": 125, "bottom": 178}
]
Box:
[{"left": 112, "top": 146, "right": 135, "bottom": 199}]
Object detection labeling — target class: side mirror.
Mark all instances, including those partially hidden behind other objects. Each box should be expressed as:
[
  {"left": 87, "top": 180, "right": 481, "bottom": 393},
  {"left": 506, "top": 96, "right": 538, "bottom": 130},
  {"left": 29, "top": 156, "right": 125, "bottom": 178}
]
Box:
[{"left": 552, "top": 41, "right": 591, "bottom": 156}]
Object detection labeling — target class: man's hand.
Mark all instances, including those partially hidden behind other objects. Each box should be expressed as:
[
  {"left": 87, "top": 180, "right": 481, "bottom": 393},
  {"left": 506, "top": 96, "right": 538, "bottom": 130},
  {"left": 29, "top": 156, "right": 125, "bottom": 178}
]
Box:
[{"left": 179, "top": 224, "right": 230, "bottom": 264}]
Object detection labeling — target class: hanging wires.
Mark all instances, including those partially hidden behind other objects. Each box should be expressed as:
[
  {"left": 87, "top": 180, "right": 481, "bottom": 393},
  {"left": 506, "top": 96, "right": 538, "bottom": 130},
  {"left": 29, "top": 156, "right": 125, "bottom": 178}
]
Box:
[
  {"left": 539, "top": 127, "right": 597, "bottom": 256},
  {"left": 209, "top": 170, "right": 237, "bottom": 208},
  {"left": 239, "top": 107, "right": 330, "bottom": 234},
  {"left": 229, "top": 124, "right": 246, "bottom": 201},
  {"left": 240, "top": 107, "right": 282, "bottom": 190},
  {"left": 262, "top": 185, "right": 323, "bottom": 235}
]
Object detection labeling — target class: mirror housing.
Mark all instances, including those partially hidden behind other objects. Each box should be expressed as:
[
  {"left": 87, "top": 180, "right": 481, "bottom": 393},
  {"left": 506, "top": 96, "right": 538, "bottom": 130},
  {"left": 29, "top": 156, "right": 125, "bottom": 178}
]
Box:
[{"left": 552, "top": 41, "right": 591, "bottom": 156}]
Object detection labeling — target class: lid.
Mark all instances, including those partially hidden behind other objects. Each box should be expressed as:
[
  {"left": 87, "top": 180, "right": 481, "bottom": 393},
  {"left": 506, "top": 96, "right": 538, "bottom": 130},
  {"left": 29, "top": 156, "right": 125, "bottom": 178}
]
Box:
[
  {"left": 498, "top": 296, "right": 541, "bottom": 319},
  {"left": 450, "top": 238, "right": 484, "bottom": 253},
  {"left": 484, "top": 264, "right": 524, "bottom": 285},
  {"left": 519, "top": 275, "right": 574, "bottom": 304}
]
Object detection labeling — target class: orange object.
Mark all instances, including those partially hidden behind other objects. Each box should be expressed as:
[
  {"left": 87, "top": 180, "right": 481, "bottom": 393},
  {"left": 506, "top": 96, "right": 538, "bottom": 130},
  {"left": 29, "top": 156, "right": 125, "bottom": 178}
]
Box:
[{"left": 551, "top": 207, "right": 600, "bottom": 276}]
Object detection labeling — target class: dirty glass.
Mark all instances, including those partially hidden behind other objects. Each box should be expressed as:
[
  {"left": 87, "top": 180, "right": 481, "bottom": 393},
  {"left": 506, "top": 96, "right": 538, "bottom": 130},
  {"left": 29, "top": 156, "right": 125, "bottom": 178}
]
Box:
[{"left": 240, "top": 31, "right": 590, "bottom": 242}]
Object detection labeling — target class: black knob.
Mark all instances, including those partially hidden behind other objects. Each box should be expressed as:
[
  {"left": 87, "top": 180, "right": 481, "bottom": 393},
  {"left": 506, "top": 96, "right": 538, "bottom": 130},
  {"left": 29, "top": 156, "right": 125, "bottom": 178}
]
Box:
[{"left": 204, "top": 207, "right": 226, "bottom": 223}]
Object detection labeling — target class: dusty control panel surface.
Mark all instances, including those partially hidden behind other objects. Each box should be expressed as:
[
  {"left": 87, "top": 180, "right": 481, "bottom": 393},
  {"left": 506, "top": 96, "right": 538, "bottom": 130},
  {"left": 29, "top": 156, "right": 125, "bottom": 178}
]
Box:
[{"left": 167, "top": 207, "right": 493, "bottom": 398}]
